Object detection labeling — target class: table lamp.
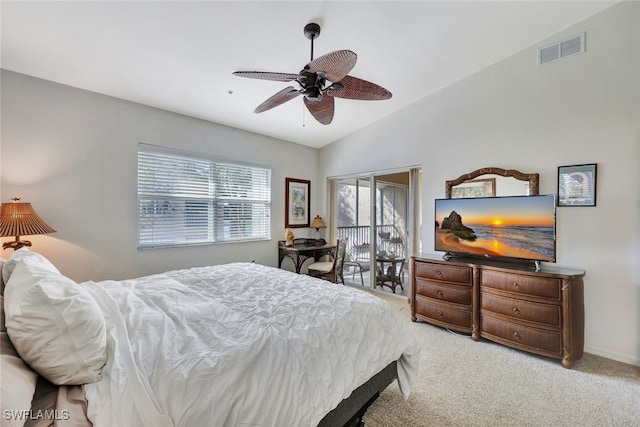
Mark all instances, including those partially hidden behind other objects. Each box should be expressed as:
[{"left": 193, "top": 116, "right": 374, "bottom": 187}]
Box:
[
  {"left": 0, "top": 198, "right": 56, "bottom": 250},
  {"left": 311, "top": 215, "right": 326, "bottom": 242}
]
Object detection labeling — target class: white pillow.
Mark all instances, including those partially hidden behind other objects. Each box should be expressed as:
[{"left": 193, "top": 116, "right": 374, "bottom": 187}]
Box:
[
  {"left": 1, "top": 295, "right": 40, "bottom": 427},
  {"left": 2, "top": 247, "right": 59, "bottom": 285},
  {"left": 1, "top": 336, "right": 39, "bottom": 427},
  {"left": 4, "top": 262, "right": 107, "bottom": 385},
  {"left": 3, "top": 250, "right": 62, "bottom": 322}
]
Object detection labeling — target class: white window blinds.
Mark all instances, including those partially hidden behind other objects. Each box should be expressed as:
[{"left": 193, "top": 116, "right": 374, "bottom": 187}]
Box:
[{"left": 137, "top": 144, "right": 271, "bottom": 248}]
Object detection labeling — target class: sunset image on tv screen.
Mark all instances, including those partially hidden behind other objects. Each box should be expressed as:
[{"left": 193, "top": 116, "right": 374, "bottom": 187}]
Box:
[{"left": 434, "top": 195, "right": 556, "bottom": 262}]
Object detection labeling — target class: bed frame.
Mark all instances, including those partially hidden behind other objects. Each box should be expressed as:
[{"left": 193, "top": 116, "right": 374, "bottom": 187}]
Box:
[{"left": 317, "top": 360, "right": 397, "bottom": 427}]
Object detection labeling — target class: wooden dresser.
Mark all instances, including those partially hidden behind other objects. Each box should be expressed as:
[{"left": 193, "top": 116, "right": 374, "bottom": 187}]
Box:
[{"left": 411, "top": 254, "right": 585, "bottom": 368}]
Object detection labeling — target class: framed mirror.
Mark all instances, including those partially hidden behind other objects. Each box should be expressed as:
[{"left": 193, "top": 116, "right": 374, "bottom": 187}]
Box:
[{"left": 445, "top": 167, "right": 539, "bottom": 199}]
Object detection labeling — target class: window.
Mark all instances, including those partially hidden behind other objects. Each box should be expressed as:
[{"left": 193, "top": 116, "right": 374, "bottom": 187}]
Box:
[{"left": 137, "top": 144, "right": 271, "bottom": 248}]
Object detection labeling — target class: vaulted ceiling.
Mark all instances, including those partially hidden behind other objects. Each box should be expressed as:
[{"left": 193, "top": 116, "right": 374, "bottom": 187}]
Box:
[{"left": 1, "top": 1, "right": 618, "bottom": 148}]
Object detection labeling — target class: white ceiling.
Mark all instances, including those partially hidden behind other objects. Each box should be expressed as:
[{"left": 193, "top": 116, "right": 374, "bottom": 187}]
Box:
[{"left": 1, "top": 1, "right": 618, "bottom": 148}]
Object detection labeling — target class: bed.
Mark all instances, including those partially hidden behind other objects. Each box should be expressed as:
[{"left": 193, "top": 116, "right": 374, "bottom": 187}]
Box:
[{"left": 1, "top": 248, "right": 419, "bottom": 427}]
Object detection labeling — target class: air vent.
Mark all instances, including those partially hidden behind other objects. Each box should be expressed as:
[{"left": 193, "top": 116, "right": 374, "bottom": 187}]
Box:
[{"left": 538, "top": 32, "right": 585, "bottom": 65}]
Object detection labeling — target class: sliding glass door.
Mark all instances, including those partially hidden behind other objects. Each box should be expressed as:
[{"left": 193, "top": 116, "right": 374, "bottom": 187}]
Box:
[
  {"left": 375, "top": 180, "right": 408, "bottom": 258},
  {"left": 335, "top": 170, "right": 417, "bottom": 296},
  {"left": 336, "top": 177, "right": 373, "bottom": 287}
]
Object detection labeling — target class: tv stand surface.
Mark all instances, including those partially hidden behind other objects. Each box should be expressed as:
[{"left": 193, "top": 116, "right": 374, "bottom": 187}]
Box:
[{"left": 411, "top": 253, "right": 585, "bottom": 368}]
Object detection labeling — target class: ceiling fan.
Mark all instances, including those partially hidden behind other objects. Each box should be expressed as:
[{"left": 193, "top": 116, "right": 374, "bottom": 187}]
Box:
[{"left": 232, "top": 23, "right": 392, "bottom": 125}]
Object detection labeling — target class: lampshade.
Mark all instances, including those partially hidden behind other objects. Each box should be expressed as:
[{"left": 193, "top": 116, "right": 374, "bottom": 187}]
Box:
[
  {"left": 311, "top": 215, "right": 327, "bottom": 230},
  {"left": 0, "top": 198, "right": 56, "bottom": 250}
]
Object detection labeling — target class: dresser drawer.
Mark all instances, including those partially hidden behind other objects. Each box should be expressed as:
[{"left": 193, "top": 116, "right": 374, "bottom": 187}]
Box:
[
  {"left": 481, "top": 270, "right": 561, "bottom": 300},
  {"left": 481, "top": 314, "right": 562, "bottom": 356},
  {"left": 481, "top": 292, "right": 561, "bottom": 327},
  {"left": 416, "top": 278, "right": 472, "bottom": 306},
  {"left": 415, "top": 297, "right": 472, "bottom": 329},
  {"left": 414, "top": 262, "right": 472, "bottom": 285}
]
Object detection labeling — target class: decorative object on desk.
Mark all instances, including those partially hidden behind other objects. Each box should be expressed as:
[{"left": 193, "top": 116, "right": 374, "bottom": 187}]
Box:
[
  {"left": 558, "top": 163, "right": 597, "bottom": 207},
  {"left": 284, "top": 228, "right": 295, "bottom": 246},
  {"left": 285, "top": 178, "right": 311, "bottom": 228},
  {"left": 311, "top": 215, "right": 327, "bottom": 241},
  {"left": 0, "top": 198, "right": 56, "bottom": 250}
]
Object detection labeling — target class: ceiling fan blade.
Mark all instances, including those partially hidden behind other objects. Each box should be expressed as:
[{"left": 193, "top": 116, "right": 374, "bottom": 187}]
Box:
[
  {"left": 233, "top": 71, "right": 301, "bottom": 82},
  {"left": 304, "top": 96, "right": 335, "bottom": 125},
  {"left": 304, "top": 50, "right": 357, "bottom": 83},
  {"left": 254, "top": 87, "right": 301, "bottom": 113},
  {"left": 327, "top": 75, "right": 392, "bottom": 100}
]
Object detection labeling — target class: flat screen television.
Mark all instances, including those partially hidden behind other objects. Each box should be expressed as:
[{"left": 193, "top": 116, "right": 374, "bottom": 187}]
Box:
[{"left": 434, "top": 194, "right": 556, "bottom": 264}]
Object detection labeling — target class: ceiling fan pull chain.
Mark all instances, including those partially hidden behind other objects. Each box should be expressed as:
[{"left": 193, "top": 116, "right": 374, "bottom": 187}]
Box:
[{"left": 302, "top": 103, "right": 306, "bottom": 127}]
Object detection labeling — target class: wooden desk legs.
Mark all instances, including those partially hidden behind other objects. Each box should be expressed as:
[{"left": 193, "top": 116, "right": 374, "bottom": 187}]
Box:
[{"left": 278, "top": 252, "right": 308, "bottom": 274}]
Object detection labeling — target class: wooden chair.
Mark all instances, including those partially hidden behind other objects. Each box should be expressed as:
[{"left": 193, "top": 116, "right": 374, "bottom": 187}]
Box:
[{"left": 308, "top": 239, "right": 346, "bottom": 284}]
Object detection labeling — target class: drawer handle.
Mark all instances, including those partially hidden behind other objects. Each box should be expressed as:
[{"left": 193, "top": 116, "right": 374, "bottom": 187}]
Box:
[
  {"left": 513, "top": 282, "right": 520, "bottom": 288},
  {"left": 436, "top": 310, "right": 443, "bottom": 317},
  {"left": 513, "top": 331, "right": 521, "bottom": 339},
  {"left": 436, "top": 271, "right": 443, "bottom": 278},
  {"left": 512, "top": 307, "right": 520, "bottom": 315},
  {"left": 437, "top": 291, "right": 444, "bottom": 298}
]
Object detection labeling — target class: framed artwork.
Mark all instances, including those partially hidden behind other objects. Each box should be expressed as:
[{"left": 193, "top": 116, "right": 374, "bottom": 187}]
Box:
[
  {"left": 285, "top": 178, "right": 310, "bottom": 228},
  {"left": 451, "top": 178, "right": 496, "bottom": 199},
  {"left": 557, "top": 163, "right": 597, "bottom": 207}
]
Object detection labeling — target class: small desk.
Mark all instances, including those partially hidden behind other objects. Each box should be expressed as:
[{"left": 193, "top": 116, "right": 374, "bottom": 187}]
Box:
[
  {"left": 278, "top": 239, "right": 337, "bottom": 274},
  {"left": 375, "top": 256, "right": 405, "bottom": 293}
]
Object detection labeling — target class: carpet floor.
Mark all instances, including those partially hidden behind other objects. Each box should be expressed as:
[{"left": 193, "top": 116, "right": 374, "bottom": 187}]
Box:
[{"left": 363, "top": 293, "right": 640, "bottom": 427}]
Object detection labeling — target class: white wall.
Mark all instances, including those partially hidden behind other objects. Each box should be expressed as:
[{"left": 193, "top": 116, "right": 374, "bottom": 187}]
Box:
[
  {"left": 0, "top": 71, "right": 319, "bottom": 281},
  {"left": 319, "top": 2, "right": 640, "bottom": 365}
]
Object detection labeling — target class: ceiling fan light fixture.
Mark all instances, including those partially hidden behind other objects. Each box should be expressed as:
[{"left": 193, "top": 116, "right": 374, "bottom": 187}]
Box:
[{"left": 305, "top": 90, "right": 323, "bottom": 102}]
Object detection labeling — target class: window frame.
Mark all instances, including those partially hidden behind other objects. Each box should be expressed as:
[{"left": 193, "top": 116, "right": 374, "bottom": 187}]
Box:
[{"left": 137, "top": 143, "right": 271, "bottom": 249}]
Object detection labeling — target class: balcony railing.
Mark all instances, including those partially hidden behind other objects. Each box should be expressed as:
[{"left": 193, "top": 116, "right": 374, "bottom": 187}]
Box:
[{"left": 336, "top": 225, "right": 405, "bottom": 259}]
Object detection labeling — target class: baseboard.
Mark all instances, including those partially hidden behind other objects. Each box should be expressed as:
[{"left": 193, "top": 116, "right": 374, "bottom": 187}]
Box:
[{"left": 584, "top": 347, "right": 640, "bottom": 367}]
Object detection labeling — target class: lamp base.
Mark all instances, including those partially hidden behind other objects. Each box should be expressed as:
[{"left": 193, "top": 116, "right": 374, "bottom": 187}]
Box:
[{"left": 2, "top": 240, "right": 32, "bottom": 251}]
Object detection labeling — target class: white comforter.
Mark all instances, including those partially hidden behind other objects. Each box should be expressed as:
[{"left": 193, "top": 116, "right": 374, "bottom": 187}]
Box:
[{"left": 81, "top": 262, "right": 419, "bottom": 427}]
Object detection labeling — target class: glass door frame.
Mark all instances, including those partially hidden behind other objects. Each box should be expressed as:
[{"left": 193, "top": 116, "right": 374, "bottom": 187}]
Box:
[{"left": 331, "top": 166, "right": 420, "bottom": 296}]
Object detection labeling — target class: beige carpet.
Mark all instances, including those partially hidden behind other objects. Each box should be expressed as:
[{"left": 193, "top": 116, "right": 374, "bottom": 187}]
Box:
[{"left": 364, "top": 293, "right": 640, "bottom": 427}]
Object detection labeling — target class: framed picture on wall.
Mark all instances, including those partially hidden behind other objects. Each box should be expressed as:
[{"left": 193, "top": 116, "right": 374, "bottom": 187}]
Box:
[
  {"left": 285, "top": 178, "right": 310, "bottom": 228},
  {"left": 557, "top": 163, "right": 597, "bottom": 207}
]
